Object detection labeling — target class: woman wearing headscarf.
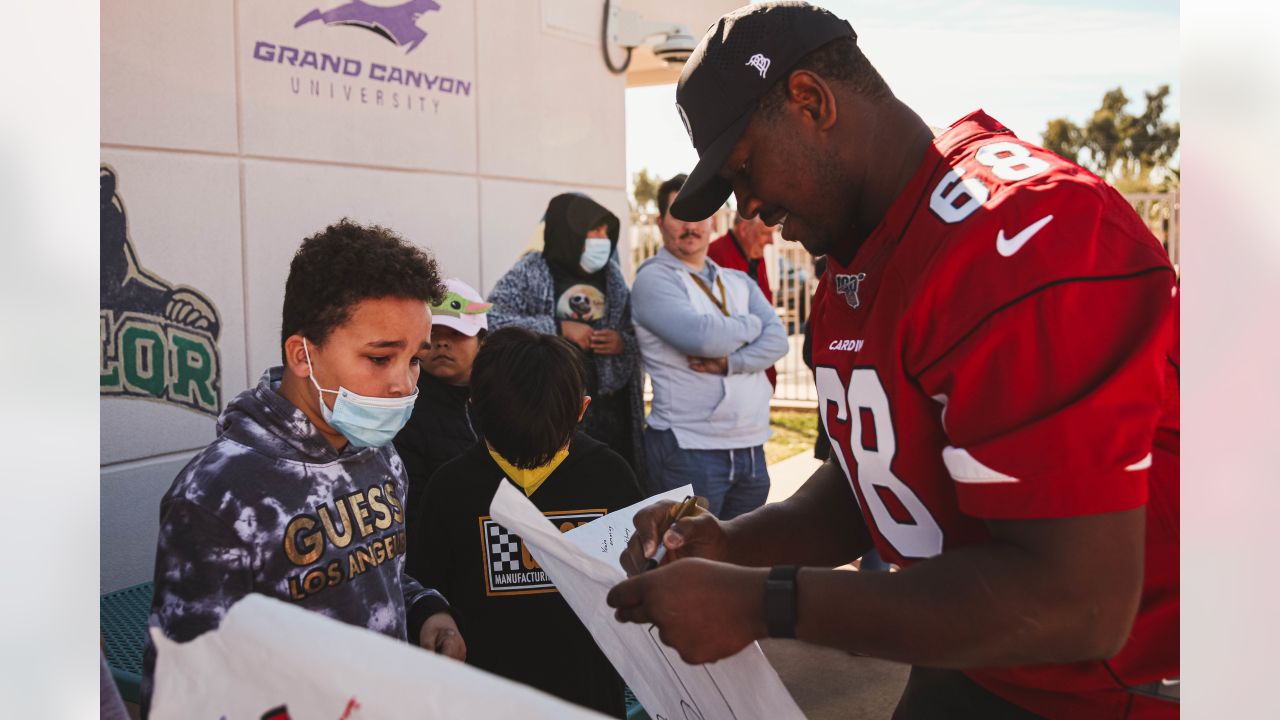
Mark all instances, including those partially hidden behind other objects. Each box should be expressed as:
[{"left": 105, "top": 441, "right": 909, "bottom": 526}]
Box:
[{"left": 487, "top": 193, "right": 646, "bottom": 487}]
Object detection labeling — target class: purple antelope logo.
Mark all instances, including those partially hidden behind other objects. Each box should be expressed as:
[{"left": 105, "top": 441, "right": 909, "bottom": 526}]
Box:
[{"left": 295, "top": 0, "right": 441, "bottom": 53}]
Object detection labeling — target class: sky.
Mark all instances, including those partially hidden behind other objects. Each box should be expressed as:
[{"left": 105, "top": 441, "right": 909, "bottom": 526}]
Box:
[{"left": 625, "top": 0, "right": 1179, "bottom": 188}]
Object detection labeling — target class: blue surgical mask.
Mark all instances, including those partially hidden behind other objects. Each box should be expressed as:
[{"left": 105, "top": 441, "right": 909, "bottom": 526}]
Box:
[
  {"left": 579, "top": 237, "right": 612, "bottom": 274},
  {"left": 303, "top": 339, "right": 418, "bottom": 448}
]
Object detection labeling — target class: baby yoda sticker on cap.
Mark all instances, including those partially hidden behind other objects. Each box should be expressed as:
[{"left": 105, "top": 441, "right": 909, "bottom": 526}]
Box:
[{"left": 431, "top": 278, "right": 491, "bottom": 336}]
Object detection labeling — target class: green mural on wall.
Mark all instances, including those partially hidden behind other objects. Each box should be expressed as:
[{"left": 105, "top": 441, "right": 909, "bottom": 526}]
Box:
[{"left": 100, "top": 165, "right": 223, "bottom": 417}]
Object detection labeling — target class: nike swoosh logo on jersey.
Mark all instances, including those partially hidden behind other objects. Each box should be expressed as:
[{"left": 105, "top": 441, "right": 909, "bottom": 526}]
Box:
[{"left": 996, "top": 214, "right": 1054, "bottom": 257}]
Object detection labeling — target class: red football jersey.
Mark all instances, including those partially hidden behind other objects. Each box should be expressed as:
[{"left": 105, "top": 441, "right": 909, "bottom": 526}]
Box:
[{"left": 810, "top": 111, "right": 1178, "bottom": 719}]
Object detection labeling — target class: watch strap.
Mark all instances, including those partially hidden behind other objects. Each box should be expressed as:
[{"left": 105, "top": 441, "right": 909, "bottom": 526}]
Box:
[{"left": 764, "top": 565, "right": 800, "bottom": 639}]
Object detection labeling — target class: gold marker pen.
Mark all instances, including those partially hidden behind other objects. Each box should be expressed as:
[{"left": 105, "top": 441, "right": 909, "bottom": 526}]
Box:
[{"left": 643, "top": 495, "right": 705, "bottom": 571}]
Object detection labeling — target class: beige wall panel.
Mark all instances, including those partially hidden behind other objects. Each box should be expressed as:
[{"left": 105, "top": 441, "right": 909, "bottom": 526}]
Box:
[
  {"left": 477, "top": 0, "right": 626, "bottom": 187},
  {"left": 101, "top": 454, "right": 196, "bottom": 591},
  {"left": 102, "top": 0, "right": 239, "bottom": 152}
]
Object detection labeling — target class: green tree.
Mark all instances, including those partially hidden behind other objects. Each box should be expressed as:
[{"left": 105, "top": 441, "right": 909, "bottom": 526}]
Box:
[
  {"left": 1042, "top": 118, "right": 1084, "bottom": 163},
  {"left": 631, "top": 168, "right": 660, "bottom": 216},
  {"left": 1042, "top": 85, "right": 1179, "bottom": 192}
]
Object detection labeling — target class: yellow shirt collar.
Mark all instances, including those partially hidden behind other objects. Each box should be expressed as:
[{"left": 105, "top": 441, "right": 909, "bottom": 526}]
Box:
[{"left": 487, "top": 444, "right": 570, "bottom": 497}]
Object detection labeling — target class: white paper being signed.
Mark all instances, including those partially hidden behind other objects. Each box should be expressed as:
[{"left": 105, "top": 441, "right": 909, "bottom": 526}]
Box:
[
  {"left": 490, "top": 482, "right": 805, "bottom": 720},
  {"left": 149, "top": 593, "right": 607, "bottom": 719},
  {"left": 564, "top": 485, "right": 690, "bottom": 572}
]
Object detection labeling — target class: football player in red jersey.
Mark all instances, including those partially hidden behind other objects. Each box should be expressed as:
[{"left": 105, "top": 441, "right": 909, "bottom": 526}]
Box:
[{"left": 606, "top": 3, "right": 1179, "bottom": 718}]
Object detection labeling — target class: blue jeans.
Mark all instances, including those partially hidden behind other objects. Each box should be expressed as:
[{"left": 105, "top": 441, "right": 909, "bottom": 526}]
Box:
[
  {"left": 859, "top": 549, "right": 890, "bottom": 571},
  {"left": 644, "top": 427, "right": 770, "bottom": 520}
]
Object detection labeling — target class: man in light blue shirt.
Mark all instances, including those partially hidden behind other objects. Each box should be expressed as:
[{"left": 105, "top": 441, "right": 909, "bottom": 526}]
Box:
[{"left": 633, "top": 175, "right": 789, "bottom": 519}]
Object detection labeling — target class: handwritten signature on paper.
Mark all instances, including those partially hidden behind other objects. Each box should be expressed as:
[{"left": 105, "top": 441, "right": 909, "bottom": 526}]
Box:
[{"left": 596, "top": 524, "right": 633, "bottom": 555}]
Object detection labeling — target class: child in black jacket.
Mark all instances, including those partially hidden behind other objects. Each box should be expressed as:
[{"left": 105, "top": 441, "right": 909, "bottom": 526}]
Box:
[{"left": 407, "top": 326, "right": 641, "bottom": 718}]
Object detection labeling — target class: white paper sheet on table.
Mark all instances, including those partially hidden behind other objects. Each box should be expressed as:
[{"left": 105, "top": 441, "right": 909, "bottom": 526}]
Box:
[
  {"left": 490, "top": 482, "right": 805, "bottom": 720},
  {"left": 149, "top": 593, "right": 608, "bottom": 719}
]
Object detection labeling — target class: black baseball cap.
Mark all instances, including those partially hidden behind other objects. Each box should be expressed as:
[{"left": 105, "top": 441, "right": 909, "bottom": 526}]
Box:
[{"left": 669, "top": 2, "right": 855, "bottom": 221}]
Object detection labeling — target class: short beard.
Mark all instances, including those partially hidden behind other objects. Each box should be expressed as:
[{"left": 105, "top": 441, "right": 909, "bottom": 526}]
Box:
[{"left": 796, "top": 139, "right": 855, "bottom": 259}]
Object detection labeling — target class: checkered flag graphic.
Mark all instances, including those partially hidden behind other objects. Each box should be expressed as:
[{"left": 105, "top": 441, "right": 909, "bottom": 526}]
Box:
[{"left": 488, "top": 524, "right": 522, "bottom": 572}]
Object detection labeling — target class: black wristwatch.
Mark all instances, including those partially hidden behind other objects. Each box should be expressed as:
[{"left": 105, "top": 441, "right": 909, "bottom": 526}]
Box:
[{"left": 764, "top": 565, "right": 800, "bottom": 639}]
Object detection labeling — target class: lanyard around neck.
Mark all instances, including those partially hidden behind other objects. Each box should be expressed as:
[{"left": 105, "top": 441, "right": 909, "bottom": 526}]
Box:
[{"left": 689, "top": 272, "right": 730, "bottom": 317}]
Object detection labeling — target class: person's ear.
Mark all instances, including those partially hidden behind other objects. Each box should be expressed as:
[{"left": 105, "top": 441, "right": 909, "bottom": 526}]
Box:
[
  {"left": 579, "top": 395, "right": 592, "bottom": 422},
  {"left": 786, "top": 70, "right": 838, "bottom": 131},
  {"left": 283, "top": 334, "right": 314, "bottom": 380}
]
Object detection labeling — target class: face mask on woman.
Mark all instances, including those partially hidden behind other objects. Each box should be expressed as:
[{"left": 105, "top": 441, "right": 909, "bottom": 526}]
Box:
[{"left": 579, "top": 237, "right": 612, "bottom": 274}]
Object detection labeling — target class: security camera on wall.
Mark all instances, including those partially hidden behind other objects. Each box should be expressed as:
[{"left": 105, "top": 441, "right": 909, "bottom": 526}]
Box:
[
  {"left": 601, "top": 0, "right": 697, "bottom": 74},
  {"left": 649, "top": 30, "right": 697, "bottom": 64}
]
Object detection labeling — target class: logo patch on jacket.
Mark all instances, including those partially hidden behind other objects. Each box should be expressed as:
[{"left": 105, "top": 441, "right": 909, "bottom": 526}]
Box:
[
  {"left": 835, "top": 272, "right": 867, "bottom": 309},
  {"left": 479, "top": 510, "right": 604, "bottom": 596}
]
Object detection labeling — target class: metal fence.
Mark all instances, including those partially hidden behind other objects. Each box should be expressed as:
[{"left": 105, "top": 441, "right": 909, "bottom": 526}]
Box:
[
  {"left": 626, "top": 191, "right": 1178, "bottom": 406},
  {"left": 1126, "top": 191, "right": 1180, "bottom": 272}
]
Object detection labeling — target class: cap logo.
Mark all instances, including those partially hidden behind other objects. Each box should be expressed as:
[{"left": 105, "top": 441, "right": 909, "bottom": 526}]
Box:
[
  {"left": 746, "top": 53, "right": 771, "bottom": 79},
  {"left": 676, "top": 103, "right": 694, "bottom": 145}
]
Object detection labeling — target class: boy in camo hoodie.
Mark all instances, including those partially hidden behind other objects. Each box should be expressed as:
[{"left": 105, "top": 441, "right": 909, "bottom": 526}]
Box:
[{"left": 141, "top": 220, "right": 465, "bottom": 715}]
